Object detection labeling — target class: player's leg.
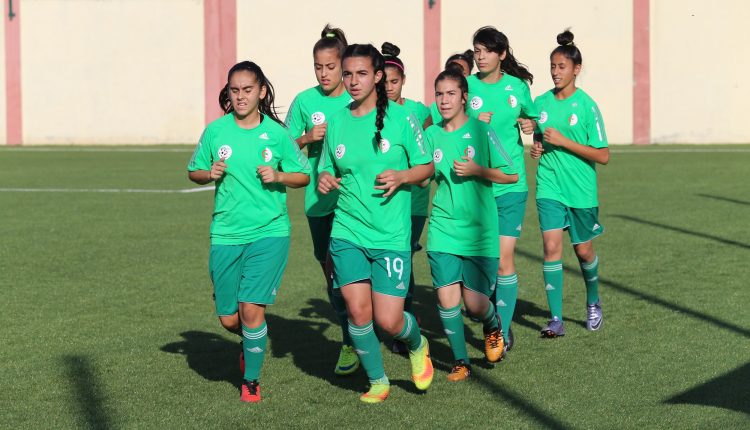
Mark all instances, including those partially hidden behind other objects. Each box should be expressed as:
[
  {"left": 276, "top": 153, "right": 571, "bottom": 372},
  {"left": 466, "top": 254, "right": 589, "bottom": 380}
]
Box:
[
  {"left": 209, "top": 244, "right": 244, "bottom": 372},
  {"left": 494, "top": 192, "right": 527, "bottom": 349},
  {"left": 393, "top": 215, "right": 427, "bottom": 355},
  {"left": 462, "top": 256, "right": 503, "bottom": 362},
  {"left": 570, "top": 207, "right": 605, "bottom": 331},
  {"left": 537, "top": 199, "right": 567, "bottom": 338}
]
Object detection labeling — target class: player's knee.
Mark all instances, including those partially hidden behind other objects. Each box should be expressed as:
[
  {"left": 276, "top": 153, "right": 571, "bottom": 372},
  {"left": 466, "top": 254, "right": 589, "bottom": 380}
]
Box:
[
  {"left": 574, "top": 245, "right": 595, "bottom": 263},
  {"left": 543, "top": 239, "right": 562, "bottom": 258},
  {"left": 218, "top": 315, "right": 240, "bottom": 331},
  {"left": 375, "top": 316, "right": 401, "bottom": 336}
]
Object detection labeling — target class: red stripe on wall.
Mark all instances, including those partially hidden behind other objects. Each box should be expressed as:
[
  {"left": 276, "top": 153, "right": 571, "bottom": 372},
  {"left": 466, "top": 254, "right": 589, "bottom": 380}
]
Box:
[
  {"left": 5, "top": 1, "right": 22, "bottom": 145},
  {"left": 423, "top": 0, "right": 441, "bottom": 105},
  {"left": 633, "top": 0, "right": 651, "bottom": 145},
  {"left": 204, "top": 0, "right": 237, "bottom": 125}
]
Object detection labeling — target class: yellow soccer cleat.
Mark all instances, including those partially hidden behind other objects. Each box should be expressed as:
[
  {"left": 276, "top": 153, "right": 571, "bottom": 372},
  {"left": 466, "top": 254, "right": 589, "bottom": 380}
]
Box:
[
  {"left": 409, "top": 335, "right": 434, "bottom": 391},
  {"left": 359, "top": 382, "right": 390, "bottom": 404},
  {"left": 334, "top": 345, "right": 360, "bottom": 376},
  {"left": 446, "top": 360, "right": 471, "bottom": 382},
  {"left": 484, "top": 327, "right": 505, "bottom": 363}
]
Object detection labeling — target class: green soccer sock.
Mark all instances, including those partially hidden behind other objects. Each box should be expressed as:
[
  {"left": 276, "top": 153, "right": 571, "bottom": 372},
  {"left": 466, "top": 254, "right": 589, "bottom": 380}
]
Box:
[
  {"left": 329, "top": 288, "right": 352, "bottom": 346},
  {"left": 438, "top": 304, "right": 469, "bottom": 363},
  {"left": 242, "top": 321, "right": 268, "bottom": 381},
  {"left": 479, "top": 301, "right": 499, "bottom": 332},
  {"left": 581, "top": 255, "right": 600, "bottom": 305},
  {"left": 395, "top": 311, "right": 424, "bottom": 352},
  {"left": 348, "top": 320, "right": 386, "bottom": 383},
  {"left": 496, "top": 273, "right": 518, "bottom": 342},
  {"left": 404, "top": 270, "right": 415, "bottom": 313},
  {"left": 543, "top": 260, "right": 564, "bottom": 319}
]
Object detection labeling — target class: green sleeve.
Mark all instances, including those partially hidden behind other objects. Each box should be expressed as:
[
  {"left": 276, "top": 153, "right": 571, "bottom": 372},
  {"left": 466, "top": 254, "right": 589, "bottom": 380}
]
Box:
[
  {"left": 284, "top": 96, "right": 306, "bottom": 139},
  {"left": 429, "top": 102, "right": 442, "bottom": 125},
  {"left": 279, "top": 131, "right": 311, "bottom": 174},
  {"left": 187, "top": 128, "right": 214, "bottom": 171},
  {"left": 405, "top": 113, "right": 432, "bottom": 167},
  {"left": 520, "top": 83, "right": 539, "bottom": 120},
  {"left": 487, "top": 128, "right": 517, "bottom": 175},
  {"left": 417, "top": 101, "right": 431, "bottom": 125},
  {"left": 318, "top": 130, "right": 337, "bottom": 176},
  {"left": 586, "top": 102, "right": 608, "bottom": 148}
]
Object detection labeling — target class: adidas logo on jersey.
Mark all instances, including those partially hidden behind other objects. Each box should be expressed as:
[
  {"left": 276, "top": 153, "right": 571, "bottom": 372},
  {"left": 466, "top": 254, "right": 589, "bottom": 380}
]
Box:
[
  {"left": 592, "top": 223, "right": 601, "bottom": 231},
  {"left": 259, "top": 132, "right": 269, "bottom": 140},
  {"left": 395, "top": 282, "right": 405, "bottom": 290},
  {"left": 247, "top": 347, "right": 264, "bottom": 354},
  {"left": 462, "top": 133, "right": 472, "bottom": 139},
  {"left": 505, "top": 84, "right": 513, "bottom": 91},
  {"left": 545, "top": 283, "right": 555, "bottom": 291}
]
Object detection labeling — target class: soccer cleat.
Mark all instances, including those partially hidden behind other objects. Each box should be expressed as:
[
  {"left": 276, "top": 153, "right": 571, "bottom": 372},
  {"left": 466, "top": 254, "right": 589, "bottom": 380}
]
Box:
[
  {"left": 541, "top": 317, "right": 566, "bottom": 338},
  {"left": 359, "top": 382, "right": 390, "bottom": 404},
  {"left": 484, "top": 326, "right": 505, "bottom": 363},
  {"left": 334, "top": 345, "right": 360, "bottom": 376},
  {"left": 586, "top": 301, "right": 603, "bottom": 331},
  {"left": 240, "top": 380, "right": 261, "bottom": 403},
  {"left": 409, "top": 335, "right": 434, "bottom": 391},
  {"left": 504, "top": 326, "right": 515, "bottom": 353},
  {"left": 446, "top": 360, "right": 471, "bottom": 382}
]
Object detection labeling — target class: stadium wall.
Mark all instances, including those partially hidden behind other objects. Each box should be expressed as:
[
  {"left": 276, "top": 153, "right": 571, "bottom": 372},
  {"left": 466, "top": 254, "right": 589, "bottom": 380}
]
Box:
[{"left": 1, "top": 0, "right": 747, "bottom": 145}]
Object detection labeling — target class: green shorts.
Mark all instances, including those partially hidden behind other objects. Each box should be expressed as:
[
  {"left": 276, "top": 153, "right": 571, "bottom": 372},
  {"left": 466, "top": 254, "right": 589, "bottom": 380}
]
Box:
[
  {"left": 307, "top": 213, "right": 334, "bottom": 263},
  {"left": 411, "top": 215, "right": 427, "bottom": 252},
  {"left": 427, "top": 251, "right": 498, "bottom": 297},
  {"left": 537, "top": 198, "right": 604, "bottom": 244},
  {"left": 329, "top": 238, "right": 411, "bottom": 298},
  {"left": 496, "top": 191, "right": 528, "bottom": 238},
  {"left": 208, "top": 236, "right": 290, "bottom": 316}
]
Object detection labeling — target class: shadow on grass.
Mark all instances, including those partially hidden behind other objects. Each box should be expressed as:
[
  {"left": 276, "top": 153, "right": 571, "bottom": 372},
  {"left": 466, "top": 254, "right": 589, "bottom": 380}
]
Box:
[
  {"left": 665, "top": 361, "right": 750, "bottom": 415},
  {"left": 696, "top": 193, "right": 750, "bottom": 207},
  {"left": 612, "top": 214, "right": 750, "bottom": 250},
  {"left": 160, "top": 331, "right": 243, "bottom": 389},
  {"left": 516, "top": 249, "right": 750, "bottom": 339},
  {"left": 62, "top": 355, "right": 112, "bottom": 430}
]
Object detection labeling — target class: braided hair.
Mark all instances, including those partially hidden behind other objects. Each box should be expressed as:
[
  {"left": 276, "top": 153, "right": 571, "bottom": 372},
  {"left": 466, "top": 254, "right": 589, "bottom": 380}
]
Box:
[
  {"left": 226, "top": 61, "right": 282, "bottom": 124},
  {"left": 343, "top": 44, "right": 387, "bottom": 150},
  {"left": 473, "top": 26, "right": 533, "bottom": 84}
]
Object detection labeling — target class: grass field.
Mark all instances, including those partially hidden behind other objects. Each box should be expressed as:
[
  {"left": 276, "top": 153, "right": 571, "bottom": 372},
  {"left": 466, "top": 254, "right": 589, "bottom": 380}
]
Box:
[{"left": 1, "top": 145, "right": 748, "bottom": 429}]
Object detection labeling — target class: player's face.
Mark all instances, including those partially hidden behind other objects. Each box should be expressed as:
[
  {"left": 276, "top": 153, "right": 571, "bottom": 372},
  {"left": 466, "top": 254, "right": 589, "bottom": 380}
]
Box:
[
  {"left": 228, "top": 70, "right": 266, "bottom": 118},
  {"left": 342, "top": 56, "right": 382, "bottom": 103},
  {"left": 435, "top": 78, "right": 466, "bottom": 122},
  {"left": 384, "top": 67, "right": 404, "bottom": 102},
  {"left": 474, "top": 44, "right": 505, "bottom": 74},
  {"left": 449, "top": 59, "right": 471, "bottom": 77},
  {"left": 550, "top": 53, "right": 581, "bottom": 91},
  {"left": 314, "top": 48, "right": 343, "bottom": 94}
]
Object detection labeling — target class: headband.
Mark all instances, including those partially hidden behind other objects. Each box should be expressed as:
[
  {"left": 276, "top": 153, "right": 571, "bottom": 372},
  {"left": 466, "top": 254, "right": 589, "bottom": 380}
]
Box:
[{"left": 385, "top": 60, "right": 404, "bottom": 73}]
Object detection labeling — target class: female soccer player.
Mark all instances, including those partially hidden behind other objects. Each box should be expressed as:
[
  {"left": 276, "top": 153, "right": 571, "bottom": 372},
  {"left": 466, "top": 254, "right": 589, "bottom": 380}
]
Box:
[
  {"left": 284, "top": 25, "right": 359, "bottom": 376},
  {"left": 530, "top": 30, "right": 609, "bottom": 337},
  {"left": 381, "top": 41, "right": 431, "bottom": 354},
  {"left": 429, "top": 50, "right": 474, "bottom": 124},
  {"left": 427, "top": 67, "right": 518, "bottom": 380},
  {"left": 318, "top": 44, "right": 435, "bottom": 403},
  {"left": 188, "top": 61, "right": 311, "bottom": 403},
  {"left": 468, "top": 26, "right": 538, "bottom": 351}
]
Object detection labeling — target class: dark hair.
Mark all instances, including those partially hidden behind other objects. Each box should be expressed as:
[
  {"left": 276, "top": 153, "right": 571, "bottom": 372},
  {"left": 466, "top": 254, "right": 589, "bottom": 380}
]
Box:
[
  {"left": 551, "top": 29, "right": 582, "bottom": 65},
  {"left": 342, "top": 43, "right": 387, "bottom": 149},
  {"left": 218, "top": 84, "right": 232, "bottom": 114},
  {"left": 434, "top": 67, "right": 469, "bottom": 95},
  {"left": 313, "top": 24, "right": 347, "bottom": 57},
  {"left": 381, "top": 42, "right": 405, "bottom": 76},
  {"left": 472, "top": 26, "right": 533, "bottom": 84},
  {"left": 226, "top": 61, "right": 282, "bottom": 124},
  {"left": 445, "top": 50, "right": 474, "bottom": 74}
]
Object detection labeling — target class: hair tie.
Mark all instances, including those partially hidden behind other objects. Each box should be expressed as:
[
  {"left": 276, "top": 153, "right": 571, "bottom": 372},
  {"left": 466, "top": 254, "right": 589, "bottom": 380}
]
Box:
[
  {"left": 326, "top": 32, "right": 336, "bottom": 38},
  {"left": 385, "top": 60, "right": 404, "bottom": 73}
]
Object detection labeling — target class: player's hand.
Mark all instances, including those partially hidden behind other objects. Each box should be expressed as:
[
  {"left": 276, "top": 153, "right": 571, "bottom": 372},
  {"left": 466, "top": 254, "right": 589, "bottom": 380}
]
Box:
[
  {"left": 453, "top": 156, "right": 482, "bottom": 177},
  {"left": 375, "top": 169, "right": 406, "bottom": 198},
  {"left": 543, "top": 127, "right": 566, "bottom": 147},
  {"left": 308, "top": 123, "right": 328, "bottom": 142},
  {"left": 317, "top": 171, "right": 341, "bottom": 194},
  {"left": 478, "top": 112, "right": 494, "bottom": 124},
  {"left": 257, "top": 165, "right": 279, "bottom": 183},
  {"left": 530, "top": 141, "right": 544, "bottom": 159},
  {"left": 518, "top": 118, "right": 535, "bottom": 135},
  {"left": 209, "top": 157, "right": 227, "bottom": 181}
]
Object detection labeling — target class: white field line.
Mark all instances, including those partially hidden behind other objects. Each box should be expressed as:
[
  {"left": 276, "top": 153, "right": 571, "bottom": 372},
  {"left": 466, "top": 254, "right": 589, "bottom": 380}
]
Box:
[{"left": 0, "top": 186, "right": 214, "bottom": 194}]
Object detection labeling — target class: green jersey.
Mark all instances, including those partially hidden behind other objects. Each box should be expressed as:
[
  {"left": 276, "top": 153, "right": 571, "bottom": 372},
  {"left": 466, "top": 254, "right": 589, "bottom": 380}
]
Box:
[
  {"left": 426, "top": 117, "right": 516, "bottom": 257},
  {"left": 400, "top": 98, "right": 431, "bottom": 217},
  {"left": 466, "top": 73, "right": 538, "bottom": 197},
  {"left": 285, "top": 86, "right": 351, "bottom": 216},
  {"left": 429, "top": 102, "right": 441, "bottom": 125},
  {"left": 534, "top": 88, "right": 608, "bottom": 208},
  {"left": 188, "top": 114, "right": 311, "bottom": 245},
  {"left": 319, "top": 101, "right": 432, "bottom": 251}
]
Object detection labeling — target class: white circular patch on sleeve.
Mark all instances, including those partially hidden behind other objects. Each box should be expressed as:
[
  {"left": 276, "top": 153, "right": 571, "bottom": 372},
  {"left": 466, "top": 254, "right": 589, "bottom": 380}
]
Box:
[
  {"left": 433, "top": 149, "right": 443, "bottom": 163},
  {"left": 311, "top": 112, "right": 325, "bottom": 125},
  {"left": 470, "top": 96, "right": 483, "bottom": 110},
  {"left": 335, "top": 144, "right": 346, "bottom": 159},
  {"left": 218, "top": 145, "right": 232, "bottom": 160}
]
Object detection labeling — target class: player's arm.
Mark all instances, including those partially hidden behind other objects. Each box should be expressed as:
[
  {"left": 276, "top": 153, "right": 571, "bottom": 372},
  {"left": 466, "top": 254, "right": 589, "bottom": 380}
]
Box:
[
  {"left": 257, "top": 166, "right": 310, "bottom": 188},
  {"left": 375, "top": 162, "right": 435, "bottom": 198},
  {"left": 189, "top": 159, "right": 226, "bottom": 184},
  {"left": 543, "top": 128, "right": 609, "bottom": 164},
  {"left": 454, "top": 157, "right": 517, "bottom": 184}
]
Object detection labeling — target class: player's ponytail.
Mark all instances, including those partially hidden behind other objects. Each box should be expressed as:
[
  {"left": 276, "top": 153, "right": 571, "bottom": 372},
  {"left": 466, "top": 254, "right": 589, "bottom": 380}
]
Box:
[
  {"left": 218, "top": 84, "right": 232, "bottom": 114},
  {"left": 343, "top": 44, "right": 387, "bottom": 150},
  {"left": 473, "top": 26, "right": 533, "bottom": 84},
  {"left": 226, "top": 61, "right": 283, "bottom": 125},
  {"left": 313, "top": 24, "right": 348, "bottom": 57},
  {"left": 551, "top": 29, "right": 583, "bottom": 65}
]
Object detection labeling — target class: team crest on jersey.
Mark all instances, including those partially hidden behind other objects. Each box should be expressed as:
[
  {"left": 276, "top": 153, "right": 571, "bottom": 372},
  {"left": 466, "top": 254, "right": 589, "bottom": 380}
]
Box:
[
  {"left": 335, "top": 144, "right": 346, "bottom": 159},
  {"left": 569, "top": 114, "right": 578, "bottom": 126},
  {"left": 311, "top": 112, "right": 325, "bottom": 125},
  {"left": 217, "top": 145, "right": 232, "bottom": 160},
  {"left": 379, "top": 138, "right": 391, "bottom": 154},
  {"left": 508, "top": 95, "right": 518, "bottom": 108},
  {"left": 464, "top": 145, "right": 476, "bottom": 159},
  {"left": 433, "top": 149, "right": 443, "bottom": 163},
  {"left": 262, "top": 147, "right": 273, "bottom": 162},
  {"left": 470, "top": 96, "right": 483, "bottom": 110},
  {"left": 539, "top": 111, "right": 548, "bottom": 124}
]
